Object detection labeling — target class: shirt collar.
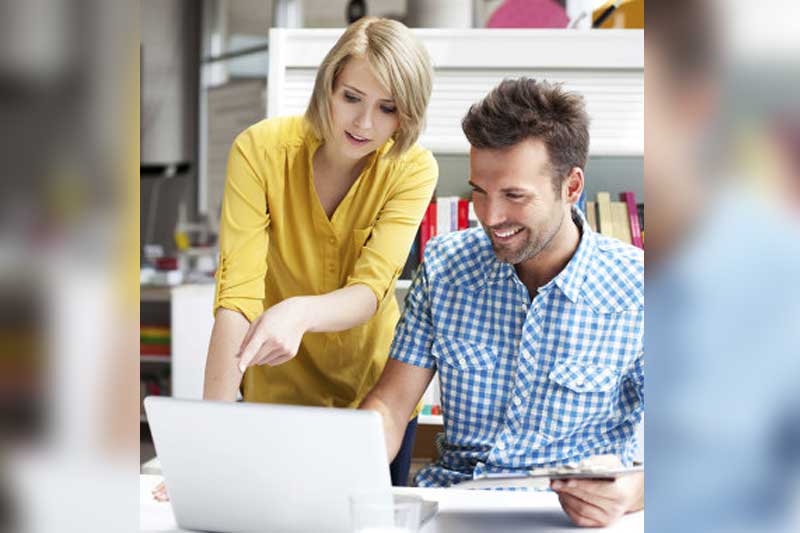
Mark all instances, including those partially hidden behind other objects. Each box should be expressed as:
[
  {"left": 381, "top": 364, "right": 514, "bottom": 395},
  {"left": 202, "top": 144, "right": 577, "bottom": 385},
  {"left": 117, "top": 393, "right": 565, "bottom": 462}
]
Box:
[{"left": 547, "top": 207, "right": 596, "bottom": 303}]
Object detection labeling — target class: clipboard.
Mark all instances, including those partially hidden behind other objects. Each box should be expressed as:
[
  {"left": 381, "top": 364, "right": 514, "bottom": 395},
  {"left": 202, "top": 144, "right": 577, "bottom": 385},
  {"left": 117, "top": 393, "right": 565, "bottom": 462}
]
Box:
[{"left": 454, "top": 464, "right": 643, "bottom": 490}]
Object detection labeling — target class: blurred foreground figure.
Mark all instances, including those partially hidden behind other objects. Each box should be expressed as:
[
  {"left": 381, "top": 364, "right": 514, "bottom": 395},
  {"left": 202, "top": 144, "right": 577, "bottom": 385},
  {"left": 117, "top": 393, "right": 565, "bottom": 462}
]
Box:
[
  {"left": 646, "top": 1, "right": 800, "bottom": 532},
  {"left": 1, "top": 1, "right": 139, "bottom": 532}
]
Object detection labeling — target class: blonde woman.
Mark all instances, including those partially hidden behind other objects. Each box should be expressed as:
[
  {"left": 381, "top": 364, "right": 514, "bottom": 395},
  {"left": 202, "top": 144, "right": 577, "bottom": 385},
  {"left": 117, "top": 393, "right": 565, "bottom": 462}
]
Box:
[{"left": 153, "top": 17, "right": 435, "bottom": 499}]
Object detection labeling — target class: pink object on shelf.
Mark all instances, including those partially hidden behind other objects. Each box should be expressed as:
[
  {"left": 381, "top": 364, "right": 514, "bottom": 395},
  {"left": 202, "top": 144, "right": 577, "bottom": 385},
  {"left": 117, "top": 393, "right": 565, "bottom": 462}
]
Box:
[{"left": 486, "top": 0, "right": 569, "bottom": 28}]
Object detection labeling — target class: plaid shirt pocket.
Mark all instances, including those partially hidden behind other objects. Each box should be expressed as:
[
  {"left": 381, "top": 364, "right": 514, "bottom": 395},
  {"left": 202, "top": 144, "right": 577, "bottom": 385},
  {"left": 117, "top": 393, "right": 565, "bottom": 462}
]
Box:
[{"left": 540, "top": 361, "right": 620, "bottom": 440}]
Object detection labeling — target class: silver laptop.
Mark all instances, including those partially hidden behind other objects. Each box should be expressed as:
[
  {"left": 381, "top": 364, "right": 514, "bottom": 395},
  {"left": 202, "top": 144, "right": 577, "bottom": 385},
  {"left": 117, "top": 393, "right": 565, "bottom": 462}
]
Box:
[{"left": 144, "top": 396, "right": 436, "bottom": 533}]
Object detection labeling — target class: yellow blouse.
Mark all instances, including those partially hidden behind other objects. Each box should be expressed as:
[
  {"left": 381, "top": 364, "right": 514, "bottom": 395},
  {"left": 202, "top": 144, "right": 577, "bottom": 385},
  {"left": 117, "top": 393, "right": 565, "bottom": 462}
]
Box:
[{"left": 214, "top": 115, "right": 438, "bottom": 413}]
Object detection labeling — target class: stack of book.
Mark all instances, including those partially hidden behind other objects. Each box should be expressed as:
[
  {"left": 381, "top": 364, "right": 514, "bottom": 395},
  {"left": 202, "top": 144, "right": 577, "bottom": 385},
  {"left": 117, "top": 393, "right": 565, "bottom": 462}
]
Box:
[
  {"left": 141, "top": 324, "right": 171, "bottom": 358},
  {"left": 400, "top": 196, "right": 478, "bottom": 280},
  {"left": 585, "top": 191, "right": 644, "bottom": 248}
]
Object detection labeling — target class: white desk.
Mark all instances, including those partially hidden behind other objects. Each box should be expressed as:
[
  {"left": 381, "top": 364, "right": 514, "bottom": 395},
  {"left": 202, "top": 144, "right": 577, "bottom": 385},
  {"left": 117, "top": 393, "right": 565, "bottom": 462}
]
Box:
[{"left": 140, "top": 475, "right": 643, "bottom": 532}]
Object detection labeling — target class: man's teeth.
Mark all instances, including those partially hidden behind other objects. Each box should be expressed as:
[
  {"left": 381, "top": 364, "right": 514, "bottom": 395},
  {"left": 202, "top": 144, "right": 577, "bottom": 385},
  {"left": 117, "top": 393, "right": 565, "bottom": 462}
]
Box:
[{"left": 494, "top": 227, "right": 522, "bottom": 238}]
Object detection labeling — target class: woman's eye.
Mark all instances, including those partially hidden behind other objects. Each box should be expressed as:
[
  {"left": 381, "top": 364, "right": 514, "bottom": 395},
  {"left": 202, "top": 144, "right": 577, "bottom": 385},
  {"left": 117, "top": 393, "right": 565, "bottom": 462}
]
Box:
[
  {"left": 344, "top": 93, "right": 359, "bottom": 103},
  {"left": 380, "top": 105, "right": 397, "bottom": 114}
]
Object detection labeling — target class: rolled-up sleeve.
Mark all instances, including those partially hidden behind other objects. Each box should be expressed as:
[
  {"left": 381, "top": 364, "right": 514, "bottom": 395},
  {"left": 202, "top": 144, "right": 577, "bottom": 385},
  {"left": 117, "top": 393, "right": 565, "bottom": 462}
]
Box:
[
  {"left": 344, "top": 151, "right": 437, "bottom": 304},
  {"left": 389, "top": 253, "right": 437, "bottom": 369},
  {"left": 213, "top": 131, "right": 270, "bottom": 323}
]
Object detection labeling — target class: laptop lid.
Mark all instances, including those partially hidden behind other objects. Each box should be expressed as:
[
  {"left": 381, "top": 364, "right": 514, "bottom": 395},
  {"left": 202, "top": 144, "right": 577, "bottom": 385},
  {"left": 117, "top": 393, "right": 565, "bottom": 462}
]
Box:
[{"left": 144, "top": 396, "right": 392, "bottom": 533}]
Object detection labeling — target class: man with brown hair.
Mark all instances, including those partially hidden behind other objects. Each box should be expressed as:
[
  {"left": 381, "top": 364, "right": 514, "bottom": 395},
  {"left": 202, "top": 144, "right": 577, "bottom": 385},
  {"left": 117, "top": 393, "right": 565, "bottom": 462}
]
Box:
[{"left": 361, "top": 78, "right": 644, "bottom": 527}]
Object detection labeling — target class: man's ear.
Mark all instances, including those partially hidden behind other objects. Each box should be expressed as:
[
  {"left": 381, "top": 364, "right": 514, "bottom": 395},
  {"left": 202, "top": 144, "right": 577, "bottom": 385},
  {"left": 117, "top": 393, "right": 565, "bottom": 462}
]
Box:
[{"left": 564, "top": 167, "right": 584, "bottom": 204}]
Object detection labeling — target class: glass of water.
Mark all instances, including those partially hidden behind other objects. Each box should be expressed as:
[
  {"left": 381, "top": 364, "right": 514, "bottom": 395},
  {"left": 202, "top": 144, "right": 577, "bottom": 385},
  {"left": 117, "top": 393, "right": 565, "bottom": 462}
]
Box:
[{"left": 349, "top": 492, "right": 423, "bottom": 533}]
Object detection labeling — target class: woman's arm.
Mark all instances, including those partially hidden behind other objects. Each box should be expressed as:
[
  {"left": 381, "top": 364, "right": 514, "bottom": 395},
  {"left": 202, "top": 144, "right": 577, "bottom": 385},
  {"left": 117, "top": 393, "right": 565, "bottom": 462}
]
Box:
[
  {"left": 235, "top": 284, "right": 377, "bottom": 372},
  {"left": 303, "top": 283, "right": 377, "bottom": 332},
  {"left": 202, "top": 308, "right": 250, "bottom": 401}
]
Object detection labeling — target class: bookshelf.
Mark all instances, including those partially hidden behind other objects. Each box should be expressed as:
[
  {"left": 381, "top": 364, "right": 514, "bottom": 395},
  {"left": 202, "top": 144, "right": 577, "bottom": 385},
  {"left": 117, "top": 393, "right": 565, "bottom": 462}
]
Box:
[{"left": 140, "top": 283, "right": 216, "bottom": 423}]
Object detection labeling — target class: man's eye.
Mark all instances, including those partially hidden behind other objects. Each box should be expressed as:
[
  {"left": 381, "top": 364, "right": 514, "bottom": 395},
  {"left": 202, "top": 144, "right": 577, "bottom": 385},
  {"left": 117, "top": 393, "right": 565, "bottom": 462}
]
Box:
[
  {"left": 506, "top": 193, "right": 523, "bottom": 200},
  {"left": 344, "top": 93, "right": 359, "bottom": 103}
]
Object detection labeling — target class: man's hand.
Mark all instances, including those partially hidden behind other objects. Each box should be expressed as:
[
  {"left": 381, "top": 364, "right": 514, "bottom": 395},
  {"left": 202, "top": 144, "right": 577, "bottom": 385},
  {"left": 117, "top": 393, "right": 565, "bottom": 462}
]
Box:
[
  {"left": 550, "top": 455, "right": 644, "bottom": 528},
  {"left": 236, "top": 298, "right": 310, "bottom": 372}
]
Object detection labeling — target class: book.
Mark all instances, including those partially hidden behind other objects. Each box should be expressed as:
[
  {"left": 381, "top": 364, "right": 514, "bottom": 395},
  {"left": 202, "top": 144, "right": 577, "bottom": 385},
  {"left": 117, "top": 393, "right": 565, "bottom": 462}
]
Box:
[
  {"left": 611, "top": 201, "right": 633, "bottom": 244},
  {"left": 454, "top": 464, "right": 644, "bottom": 490},
  {"left": 467, "top": 202, "right": 478, "bottom": 228},
  {"left": 619, "top": 192, "right": 643, "bottom": 249},
  {"left": 637, "top": 203, "right": 644, "bottom": 244},
  {"left": 457, "top": 198, "right": 469, "bottom": 230},
  {"left": 595, "top": 192, "right": 615, "bottom": 238},
  {"left": 450, "top": 196, "right": 458, "bottom": 232},
  {"left": 419, "top": 202, "right": 437, "bottom": 261},
  {"left": 141, "top": 343, "right": 170, "bottom": 356},
  {"left": 585, "top": 201, "right": 598, "bottom": 232},
  {"left": 436, "top": 197, "right": 451, "bottom": 237}
]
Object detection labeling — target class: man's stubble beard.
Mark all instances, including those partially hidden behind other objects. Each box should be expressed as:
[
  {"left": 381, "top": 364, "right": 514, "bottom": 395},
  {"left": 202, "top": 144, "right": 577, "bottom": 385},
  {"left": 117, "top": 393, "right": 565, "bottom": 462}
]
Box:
[{"left": 487, "top": 212, "right": 564, "bottom": 265}]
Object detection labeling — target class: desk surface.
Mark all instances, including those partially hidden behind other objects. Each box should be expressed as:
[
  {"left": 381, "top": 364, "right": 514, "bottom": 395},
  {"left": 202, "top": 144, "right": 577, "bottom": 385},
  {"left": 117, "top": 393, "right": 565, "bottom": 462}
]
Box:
[{"left": 140, "top": 475, "right": 643, "bottom": 533}]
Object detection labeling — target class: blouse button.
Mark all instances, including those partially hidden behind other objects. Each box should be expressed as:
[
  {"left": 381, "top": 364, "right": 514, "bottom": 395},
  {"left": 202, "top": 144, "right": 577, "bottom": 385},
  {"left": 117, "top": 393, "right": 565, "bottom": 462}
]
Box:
[{"left": 328, "top": 237, "right": 336, "bottom": 245}]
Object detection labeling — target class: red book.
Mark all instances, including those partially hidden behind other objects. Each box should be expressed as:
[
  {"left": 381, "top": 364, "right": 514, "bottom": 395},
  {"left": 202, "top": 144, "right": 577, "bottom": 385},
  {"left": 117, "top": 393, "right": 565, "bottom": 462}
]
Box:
[
  {"left": 419, "top": 202, "right": 437, "bottom": 261},
  {"left": 619, "top": 192, "right": 643, "bottom": 249},
  {"left": 141, "top": 344, "right": 170, "bottom": 356},
  {"left": 457, "top": 198, "right": 469, "bottom": 230}
]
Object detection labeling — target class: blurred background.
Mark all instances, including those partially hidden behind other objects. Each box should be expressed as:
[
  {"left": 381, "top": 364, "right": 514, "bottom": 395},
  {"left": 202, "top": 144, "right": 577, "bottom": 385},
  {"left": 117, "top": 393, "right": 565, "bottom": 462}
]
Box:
[{"left": 2, "top": 0, "right": 799, "bottom": 532}]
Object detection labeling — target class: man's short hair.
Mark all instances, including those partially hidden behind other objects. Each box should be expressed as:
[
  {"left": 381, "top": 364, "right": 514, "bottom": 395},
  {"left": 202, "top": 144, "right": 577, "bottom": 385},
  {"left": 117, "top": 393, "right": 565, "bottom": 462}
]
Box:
[{"left": 461, "top": 78, "right": 589, "bottom": 192}]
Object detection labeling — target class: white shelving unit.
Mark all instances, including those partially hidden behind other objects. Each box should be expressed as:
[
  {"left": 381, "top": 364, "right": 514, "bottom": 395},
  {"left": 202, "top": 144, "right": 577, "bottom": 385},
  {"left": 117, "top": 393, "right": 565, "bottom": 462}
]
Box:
[{"left": 268, "top": 29, "right": 643, "bottom": 157}]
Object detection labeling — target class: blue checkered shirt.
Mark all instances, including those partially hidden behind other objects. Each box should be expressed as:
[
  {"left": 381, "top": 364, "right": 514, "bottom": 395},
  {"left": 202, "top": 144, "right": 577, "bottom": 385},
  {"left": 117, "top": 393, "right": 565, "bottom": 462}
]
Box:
[{"left": 390, "top": 210, "right": 644, "bottom": 487}]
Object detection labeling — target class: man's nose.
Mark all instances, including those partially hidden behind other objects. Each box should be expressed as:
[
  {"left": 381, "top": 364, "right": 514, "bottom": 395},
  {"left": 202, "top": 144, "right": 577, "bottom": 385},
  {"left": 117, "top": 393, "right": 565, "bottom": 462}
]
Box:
[{"left": 482, "top": 199, "right": 506, "bottom": 228}]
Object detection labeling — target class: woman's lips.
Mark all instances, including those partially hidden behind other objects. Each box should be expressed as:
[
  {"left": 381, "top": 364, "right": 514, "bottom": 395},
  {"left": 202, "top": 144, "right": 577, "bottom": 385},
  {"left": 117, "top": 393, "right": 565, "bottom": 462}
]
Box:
[{"left": 346, "top": 131, "right": 370, "bottom": 146}]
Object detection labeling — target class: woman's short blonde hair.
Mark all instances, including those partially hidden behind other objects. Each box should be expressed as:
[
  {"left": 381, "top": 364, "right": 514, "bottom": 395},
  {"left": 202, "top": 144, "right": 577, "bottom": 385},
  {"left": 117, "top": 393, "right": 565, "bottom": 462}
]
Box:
[{"left": 305, "top": 17, "right": 433, "bottom": 158}]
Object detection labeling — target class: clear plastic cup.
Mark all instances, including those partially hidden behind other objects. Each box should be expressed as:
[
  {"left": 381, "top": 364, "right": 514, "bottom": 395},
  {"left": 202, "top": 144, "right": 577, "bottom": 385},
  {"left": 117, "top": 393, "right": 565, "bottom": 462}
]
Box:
[{"left": 349, "top": 492, "right": 423, "bottom": 533}]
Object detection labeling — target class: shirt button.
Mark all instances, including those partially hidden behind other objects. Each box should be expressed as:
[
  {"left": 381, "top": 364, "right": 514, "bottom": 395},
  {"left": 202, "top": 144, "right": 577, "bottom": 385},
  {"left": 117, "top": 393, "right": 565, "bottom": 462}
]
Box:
[
  {"left": 522, "top": 389, "right": 530, "bottom": 398},
  {"left": 497, "top": 440, "right": 506, "bottom": 450},
  {"left": 513, "top": 397, "right": 521, "bottom": 406},
  {"left": 328, "top": 237, "right": 336, "bottom": 245}
]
